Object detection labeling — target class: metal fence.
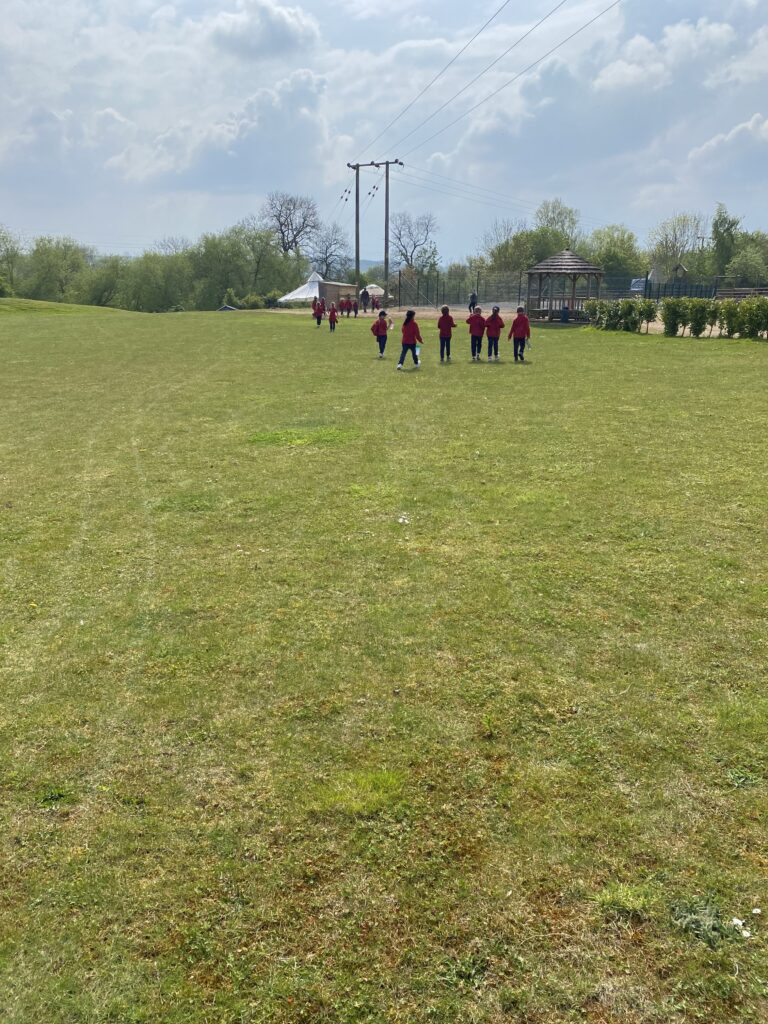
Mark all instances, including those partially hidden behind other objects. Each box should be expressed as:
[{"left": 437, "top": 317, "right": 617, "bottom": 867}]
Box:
[{"left": 389, "top": 270, "right": 722, "bottom": 309}]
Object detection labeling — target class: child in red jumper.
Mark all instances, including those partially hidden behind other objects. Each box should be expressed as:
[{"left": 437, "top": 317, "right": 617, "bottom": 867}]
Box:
[
  {"left": 371, "top": 310, "right": 391, "bottom": 358},
  {"left": 466, "top": 307, "right": 486, "bottom": 361},
  {"left": 485, "top": 306, "right": 505, "bottom": 362},
  {"left": 328, "top": 303, "right": 339, "bottom": 332},
  {"left": 437, "top": 305, "right": 456, "bottom": 362},
  {"left": 397, "top": 310, "right": 422, "bottom": 369},
  {"left": 508, "top": 306, "right": 531, "bottom": 362}
]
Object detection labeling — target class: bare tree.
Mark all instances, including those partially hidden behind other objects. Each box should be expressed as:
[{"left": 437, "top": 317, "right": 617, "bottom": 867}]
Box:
[
  {"left": 309, "top": 222, "right": 351, "bottom": 280},
  {"left": 260, "top": 192, "right": 320, "bottom": 255},
  {"left": 480, "top": 218, "right": 527, "bottom": 260},
  {"left": 390, "top": 212, "right": 439, "bottom": 271},
  {"left": 648, "top": 212, "right": 708, "bottom": 277},
  {"left": 152, "top": 236, "right": 192, "bottom": 256}
]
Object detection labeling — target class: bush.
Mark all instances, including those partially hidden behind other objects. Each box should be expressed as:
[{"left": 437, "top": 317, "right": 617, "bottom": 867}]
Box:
[
  {"left": 718, "top": 299, "right": 742, "bottom": 338},
  {"left": 618, "top": 298, "right": 642, "bottom": 332},
  {"left": 584, "top": 298, "right": 600, "bottom": 324},
  {"left": 0, "top": 274, "right": 12, "bottom": 297},
  {"left": 263, "top": 289, "right": 283, "bottom": 309},
  {"left": 638, "top": 298, "right": 657, "bottom": 333},
  {"left": 739, "top": 295, "right": 768, "bottom": 339},
  {"left": 660, "top": 298, "right": 686, "bottom": 337},
  {"left": 602, "top": 300, "right": 623, "bottom": 331},
  {"left": 706, "top": 299, "right": 721, "bottom": 336},
  {"left": 241, "top": 293, "right": 265, "bottom": 310},
  {"left": 687, "top": 298, "right": 710, "bottom": 338},
  {"left": 223, "top": 287, "right": 243, "bottom": 309}
]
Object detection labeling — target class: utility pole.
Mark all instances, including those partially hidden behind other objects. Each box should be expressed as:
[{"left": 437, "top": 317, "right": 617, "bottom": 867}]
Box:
[
  {"left": 347, "top": 159, "right": 402, "bottom": 304},
  {"left": 381, "top": 160, "right": 403, "bottom": 305}
]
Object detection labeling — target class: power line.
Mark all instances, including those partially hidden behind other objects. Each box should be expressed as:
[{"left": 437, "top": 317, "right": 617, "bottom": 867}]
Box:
[
  {"left": 395, "top": 164, "right": 609, "bottom": 230},
  {"left": 358, "top": 0, "right": 517, "bottom": 161},
  {"left": 389, "top": 0, "right": 570, "bottom": 154},
  {"left": 401, "top": 0, "right": 623, "bottom": 159}
]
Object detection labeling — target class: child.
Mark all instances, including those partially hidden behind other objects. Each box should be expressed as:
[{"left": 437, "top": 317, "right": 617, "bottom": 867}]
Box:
[
  {"left": 437, "top": 305, "right": 456, "bottom": 362},
  {"left": 397, "top": 310, "right": 422, "bottom": 370},
  {"left": 466, "top": 307, "right": 486, "bottom": 361},
  {"left": 312, "top": 297, "right": 322, "bottom": 327},
  {"left": 371, "top": 309, "right": 390, "bottom": 358},
  {"left": 353, "top": 299, "right": 359, "bottom": 318},
  {"left": 328, "top": 303, "right": 338, "bottom": 332},
  {"left": 485, "top": 306, "right": 504, "bottom": 362},
  {"left": 509, "top": 306, "right": 531, "bottom": 362}
]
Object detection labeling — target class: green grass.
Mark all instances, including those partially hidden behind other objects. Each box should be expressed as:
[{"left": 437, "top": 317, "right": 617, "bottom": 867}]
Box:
[
  {"left": 0, "top": 297, "right": 123, "bottom": 316},
  {"left": 1, "top": 310, "right": 766, "bottom": 1023}
]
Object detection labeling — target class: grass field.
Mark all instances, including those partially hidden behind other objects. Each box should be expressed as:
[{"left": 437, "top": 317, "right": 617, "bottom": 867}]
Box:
[{"left": 1, "top": 303, "right": 766, "bottom": 1023}]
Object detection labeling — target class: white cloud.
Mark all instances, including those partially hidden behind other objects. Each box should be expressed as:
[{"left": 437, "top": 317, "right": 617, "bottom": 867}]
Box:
[
  {"left": 207, "top": 0, "right": 319, "bottom": 59},
  {"left": 709, "top": 24, "right": 768, "bottom": 84},
  {"left": 594, "top": 18, "right": 736, "bottom": 92}
]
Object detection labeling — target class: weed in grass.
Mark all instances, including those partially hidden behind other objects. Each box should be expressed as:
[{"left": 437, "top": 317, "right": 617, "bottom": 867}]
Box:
[
  {"left": 307, "top": 769, "right": 405, "bottom": 818},
  {"left": 594, "top": 881, "right": 659, "bottom": 922},
  {"left": 671, "top": 896, "right": 730, "bottom": 948}
]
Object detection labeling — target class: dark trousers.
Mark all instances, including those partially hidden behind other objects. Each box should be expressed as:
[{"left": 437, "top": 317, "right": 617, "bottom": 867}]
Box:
[
  {"left": 329, "top": 321, "right": 336, "bottom": 332},
  {"left": 471, "top": 335, "right": 483, "bottom": 358},
  {"left": 514, "top": 337, "right": 526, "bottom": 359},
  {"left": 398, "top": 344, "right": 418, "bottom": 366},
  {"left": 377, "top": 335, "right": 387, "bottom": 355},
  {"left": 487, "top": 336, "right": 499, "bottom": 358},
  {"left": 469, "top": 302, "right": 476, "bottom": 313},
  {"left": 315, "top": 315, "right": 322, "bottom": 326},
  {"left": 440, "top": 336, "right": 451, "bottom": 359}
]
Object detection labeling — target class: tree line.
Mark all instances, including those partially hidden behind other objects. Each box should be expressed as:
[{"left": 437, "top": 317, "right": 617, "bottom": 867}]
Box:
[{"left": 2, "top": 195, "right": 767, "bottom": 312}]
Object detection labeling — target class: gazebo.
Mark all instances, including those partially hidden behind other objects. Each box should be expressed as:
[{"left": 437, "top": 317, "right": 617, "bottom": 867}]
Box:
[{"left": 527, "top": 250, "right": 604, "bottom": 319}]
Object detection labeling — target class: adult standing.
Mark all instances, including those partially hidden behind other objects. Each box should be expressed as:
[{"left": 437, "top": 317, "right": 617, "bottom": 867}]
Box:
[
  {"left": 361, "top": 287, "right": 370, "bottom": 314},
  {"left": 468, "top": 290, "right": 478, "bottom": 313}
]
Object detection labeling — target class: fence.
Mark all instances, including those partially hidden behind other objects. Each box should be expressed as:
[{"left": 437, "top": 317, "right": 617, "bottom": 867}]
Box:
[{"left": 389, "top": 271, "right": 720, "bottom": 310}]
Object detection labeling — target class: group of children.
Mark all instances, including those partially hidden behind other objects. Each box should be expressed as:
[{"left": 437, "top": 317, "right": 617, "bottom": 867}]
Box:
[
  {"left": 370, "top": 305, "right": 532, "bottom": 369},
  {"left": 311, "top": 296, "right": 360, "bottom": 327}
]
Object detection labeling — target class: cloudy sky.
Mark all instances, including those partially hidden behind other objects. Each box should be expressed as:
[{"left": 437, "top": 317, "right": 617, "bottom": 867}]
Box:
[{"left": 2, "top": 0, "right": 767, "bottom": 261}]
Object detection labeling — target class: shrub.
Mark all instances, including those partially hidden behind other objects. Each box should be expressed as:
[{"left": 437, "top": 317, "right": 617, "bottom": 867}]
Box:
[
  {"left": 0, "top": 274, "right": 12, "bottom": 297},
  {"left": 738, "top": 295, "right": 768, "bottom": 339},
  {"left": 602, "top": 300, "right": 623, "bottom": 331},
  {"left": 241, "top": 293, "right": 265, "bottom": 310},
  {"left": 706, "top": 299, "right": 721, "bottom": 336},
  {"left": 718, "top": 299, "right": 742, "bottom": 338},
  {"left": 618, "top": 298, "right": 642, "bottom": 332},
  {"left": 638, "top": 298, "right": 657, "bottom": 333},
  {"left": 660, "top": 298, "right": 686, "bottom": 337},
  {"left": 263, "top": 289, "right": 283, "bottom": 308},
  {"left": 584, "top": 298, "right": 600, "bottom": 324},
  {"left": 223, "top": 287, "right": 243, "bottom": 309},
  {"left": 687, "top": 298, "right": 710, "bottom": 338}
]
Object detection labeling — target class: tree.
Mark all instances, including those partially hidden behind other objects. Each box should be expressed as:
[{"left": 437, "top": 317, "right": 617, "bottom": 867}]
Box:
[
  {"left": 260, "top": 192, "right": 320, "bottom": 255},
  {"left": 584, "top": 224, "right": 644, "bottom": 278},
  {"left": 0, "top": 225, "right": 24, "bottom": 291},
  {"left": 711, "top": 203, "right": 741, "bottom": 275},
  {"left": 647, "top": 212, "right": 707, "bottom": 279},
  {"left": 24, "top": 236, "right": 92, "bottom": 301},
  {"left": 534, "top": 199, "right": 580, "bottom": 246},
  {"left": 725, "top": 246, "right": 768, "bottom": 287},
  {"left": 72, "top": 255, "right": 126, "bottom": 307},
  {"left": 232, "top": 217, "right": 299, "bottom": 294},
  {"left": 308, "top": 222, "right": 352, "bottom": 280},
  {"left": 390, "top": 212, "right": 439, "bottom": 271}
]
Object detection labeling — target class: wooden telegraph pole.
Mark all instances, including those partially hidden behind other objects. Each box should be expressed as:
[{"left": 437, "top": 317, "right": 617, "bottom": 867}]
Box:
[{"left": 347, "top": 159, "right": 403, "bottom": 305}]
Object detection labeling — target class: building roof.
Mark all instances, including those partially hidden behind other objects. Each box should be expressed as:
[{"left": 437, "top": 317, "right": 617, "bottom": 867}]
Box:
[{"left": 528, "top": 249, "right": 604, "bottom": 275}]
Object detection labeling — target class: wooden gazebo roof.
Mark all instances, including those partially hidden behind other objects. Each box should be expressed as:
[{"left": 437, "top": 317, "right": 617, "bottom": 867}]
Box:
[{"left": 528, "top": 249, "right": 604, "bottom": 276}]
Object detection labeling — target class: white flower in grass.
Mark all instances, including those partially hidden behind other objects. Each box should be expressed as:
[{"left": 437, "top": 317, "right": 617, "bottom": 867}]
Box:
[
  {"left": 742, "top": 929, "right": 752, "bottom": 939},
  {"left": 398, "top": 514, "right": 410, "bottom": 524},
  {"left": 732, "top": 918, "right": 744, "bottom": 928},
  {"left": 753, "top": 908, "right": 762, "bottom": 915}
]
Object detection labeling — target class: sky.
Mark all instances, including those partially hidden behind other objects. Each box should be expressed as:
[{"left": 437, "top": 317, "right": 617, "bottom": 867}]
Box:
[{"left": 2, "top": 0, "right": 767, "bottom": 262}]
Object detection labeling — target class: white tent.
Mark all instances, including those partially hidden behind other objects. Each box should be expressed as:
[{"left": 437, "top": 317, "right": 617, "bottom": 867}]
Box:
[{"left": 278, "top": 271, "right": 324, "bottom": 304}]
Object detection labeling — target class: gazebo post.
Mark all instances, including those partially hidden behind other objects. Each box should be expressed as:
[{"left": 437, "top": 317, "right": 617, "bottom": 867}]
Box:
[
  {"left": 571, "top": 274, "right": 577, "bottom": 311},
  {"left": 538, "top": 273, "right": 543, "bottom": 315}
]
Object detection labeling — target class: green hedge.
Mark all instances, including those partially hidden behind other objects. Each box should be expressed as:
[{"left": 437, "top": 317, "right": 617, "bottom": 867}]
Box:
[{"left": 584, "top": 296, "right": 768, "bottom": 340}]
